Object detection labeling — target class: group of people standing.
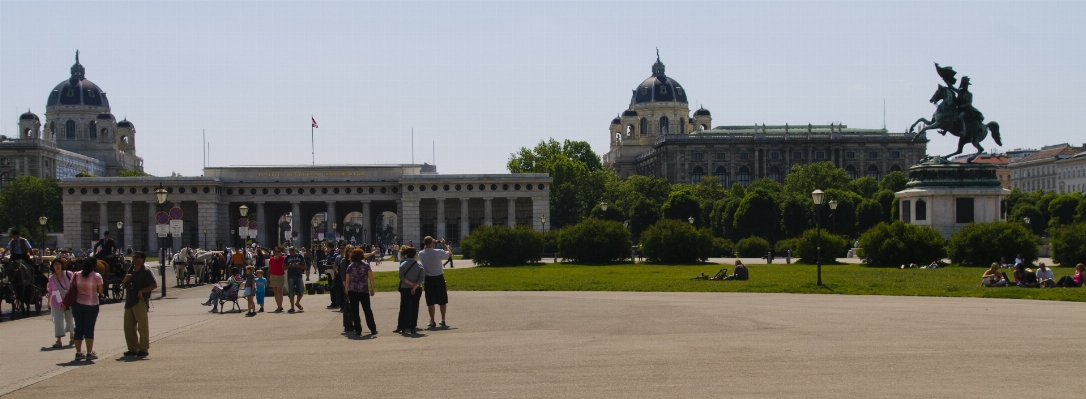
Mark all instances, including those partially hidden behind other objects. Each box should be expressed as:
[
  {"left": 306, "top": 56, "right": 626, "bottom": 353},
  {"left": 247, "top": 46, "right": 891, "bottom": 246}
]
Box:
[{"left": 44, "top": 251, "right": 157, "bottom": 361}]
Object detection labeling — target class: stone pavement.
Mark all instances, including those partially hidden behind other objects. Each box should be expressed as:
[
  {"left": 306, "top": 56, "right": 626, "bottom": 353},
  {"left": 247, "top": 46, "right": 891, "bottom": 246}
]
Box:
[{"left": 3, "top": 275, "right": 1086, "bottom": 398}]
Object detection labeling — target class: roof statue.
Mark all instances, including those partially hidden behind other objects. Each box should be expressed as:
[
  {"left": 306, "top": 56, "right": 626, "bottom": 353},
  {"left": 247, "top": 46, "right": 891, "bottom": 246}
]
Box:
[{"left": 909, "top": 63, "right": 1002, "bottom": 163}]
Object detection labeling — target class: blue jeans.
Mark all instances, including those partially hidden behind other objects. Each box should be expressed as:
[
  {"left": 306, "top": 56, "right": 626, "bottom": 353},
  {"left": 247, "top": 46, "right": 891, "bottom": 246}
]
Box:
[
  {"left": 71, "top": 303, "right": 100, "bottom": 340},
  {"left": 287, "top": 275, "right": 304, "bottom": 297}
]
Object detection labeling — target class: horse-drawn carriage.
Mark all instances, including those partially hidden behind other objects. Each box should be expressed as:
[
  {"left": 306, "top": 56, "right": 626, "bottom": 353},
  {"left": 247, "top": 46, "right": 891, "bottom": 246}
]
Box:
[
  {"left": 173, "top": 247, "right": 230, "bottom": 287},
  {"left": 1, "top": 257, "right": 48, "bottom": 320}
]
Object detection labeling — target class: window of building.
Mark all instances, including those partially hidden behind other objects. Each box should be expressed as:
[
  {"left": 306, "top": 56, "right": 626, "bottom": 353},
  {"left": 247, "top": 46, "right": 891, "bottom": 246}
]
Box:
[
  {"left": 679, "top": 118, "right": 685, "bottom": 134},
  {"left": 956, "top": 198, "right": 974, "bottom": 223},
  {"left": 770, "top": 151, "right": 781, "bottom": 160},
  {"left": 867, "top": 165, "right": 880, "bottom": 181},
  {"left": 640, "top": 118, "right": 648, "bottom": 136},
  {"left": 916, "top": 199, "right": 927, "bottom": 221},
  {"left": 88, "top": 121, "right": 96, "bottom": 139},
  {"left": 691, "top": 166, "right": 703, "bottom": 184},
  {"left": 792, "top": 151, "right": 803, "bottom": 160},
  {"left": 738, "top": 166, "right": 751, "bottom": 186},
  {"left": 65, "top": 120, "right": 75, "bottom": 138},
  {"left": 869, "top": 151, "right": 879, "bottom": 159},
  {"left": 740, "top": 151, "right": 749, "bottom": 160},
  {"left": 845, "top": 165, "right": 857, "bottom": 179},
  {"left": 891, "top": 150, "right": 901, "bottom": 159},
  {"left": 890, "top": 164, "right": 901, "bottom": 172},
  {"left": 692, "top": 152, "right": 705, "bottom": 161},
  {"left": 626, "top": 125, "right": 633, "bottom": 137},
  {"left": 902, "top": 200, "right": 911, "bottom": 223},
  {"left": 846, "top": 151, "right": 855, "bottom": 159},
  {"left": 715, "top": 152, "right": 726, "bottom": 160},
  {"left": 659, "top": 116, "right": 670, "bottom": 135},
  {"left": 815, "top": 151, "right": 826, "bottom": 160},
  {"left": 769, "top": 166, "right": 782, "bottom": 183},
  {"left": 715, "top": 166, "right": 727, "bottom": 186}
]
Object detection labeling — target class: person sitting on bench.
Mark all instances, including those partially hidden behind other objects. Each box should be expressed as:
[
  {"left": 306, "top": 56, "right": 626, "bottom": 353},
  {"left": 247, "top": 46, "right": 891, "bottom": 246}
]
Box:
[
  {"left": 724, "top": 260, "right": 748, "bottom": 280},
  {"left": 201, "top": 269, "right": 243, "bottom": 312}
]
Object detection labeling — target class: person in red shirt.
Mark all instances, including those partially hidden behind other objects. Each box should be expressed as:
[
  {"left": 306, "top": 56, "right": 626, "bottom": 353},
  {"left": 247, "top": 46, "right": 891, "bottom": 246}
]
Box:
[{"left": 267, "top": 247, "right": 286, "bottom": 312}]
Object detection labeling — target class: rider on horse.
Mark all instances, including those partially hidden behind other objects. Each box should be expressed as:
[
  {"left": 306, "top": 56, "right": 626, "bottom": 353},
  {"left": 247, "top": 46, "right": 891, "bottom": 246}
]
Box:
[
  {"left": 92, "top": 231, "right": 118, "bottom": 263},
  {"left": 5, "top": 228, "right": 34, "bottom": 264}
]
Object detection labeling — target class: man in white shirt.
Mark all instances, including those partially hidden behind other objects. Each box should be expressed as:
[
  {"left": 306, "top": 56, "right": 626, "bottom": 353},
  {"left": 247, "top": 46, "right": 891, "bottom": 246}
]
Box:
[
  {"left": 418, "top": 236, "right": 451, "bottom": 328},
  {"left": 1036, "top": 263, "right": 1055, "bottom": 287}
]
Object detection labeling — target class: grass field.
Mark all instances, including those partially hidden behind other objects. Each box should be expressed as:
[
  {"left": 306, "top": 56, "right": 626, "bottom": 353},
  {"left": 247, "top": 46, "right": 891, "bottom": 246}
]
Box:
[{"left": 371, "top": 262, "right": 1086, "bottom": 302}]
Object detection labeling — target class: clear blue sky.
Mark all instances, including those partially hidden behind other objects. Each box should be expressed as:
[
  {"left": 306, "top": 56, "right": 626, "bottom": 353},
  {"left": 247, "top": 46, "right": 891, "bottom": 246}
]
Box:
[{"left": 2, "top": 1, "right": 1083, "bottom": 176}]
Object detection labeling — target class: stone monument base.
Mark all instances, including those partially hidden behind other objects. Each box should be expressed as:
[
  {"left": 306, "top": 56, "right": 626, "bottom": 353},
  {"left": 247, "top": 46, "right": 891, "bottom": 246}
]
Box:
[{"left": 895, "top": 156, "right": 1009, "bottom": 239}]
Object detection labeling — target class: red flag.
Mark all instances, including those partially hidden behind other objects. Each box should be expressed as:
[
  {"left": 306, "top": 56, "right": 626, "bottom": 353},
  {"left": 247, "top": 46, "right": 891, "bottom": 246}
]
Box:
[{"left": 311, "top": 117, "right": 318, "bottom": 128}]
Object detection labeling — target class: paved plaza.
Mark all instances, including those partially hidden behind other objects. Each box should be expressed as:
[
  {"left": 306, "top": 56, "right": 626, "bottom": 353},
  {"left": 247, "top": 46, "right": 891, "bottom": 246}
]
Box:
[{"left": 2, "top": 264, "right": 1086, "bottom": 398}]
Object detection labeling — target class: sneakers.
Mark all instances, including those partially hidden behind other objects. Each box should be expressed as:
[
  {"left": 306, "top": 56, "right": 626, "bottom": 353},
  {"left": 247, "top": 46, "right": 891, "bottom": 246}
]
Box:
[
  {"left": 201, "top": 300, "right": 212, "bottom": 306},
  {"left": 123, "top": 351, "right": 137, "bottom": 356},
  {"left": 75, "top": 352, "right": 85, "bottom": 361},
  {"left": 288, "top": 308, "right": 295, "bottom": 313},
  {"left": 440, "top": 320, "right": 447, "bottom": 327},
  {"left": 86, "top": 352, "right": 98, "bottom": 360},
  {"left": 428, "top": 321, "right": 437, "bottom": 328},
  {"left": 136, "top": 351, "right": 148, "bottom": 357}
]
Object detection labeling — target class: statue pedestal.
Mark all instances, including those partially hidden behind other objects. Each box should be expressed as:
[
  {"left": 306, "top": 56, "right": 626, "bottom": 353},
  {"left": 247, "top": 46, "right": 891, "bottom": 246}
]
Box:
[{"left": 895, "top": 157, "right": 1009, "bottom": 239}]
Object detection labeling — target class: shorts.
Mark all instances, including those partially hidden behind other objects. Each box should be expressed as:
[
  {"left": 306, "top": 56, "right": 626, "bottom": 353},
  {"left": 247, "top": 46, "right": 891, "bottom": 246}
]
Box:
[
  {"left": 424, "top": 275, "right": 448, "bottom": 306},
  {"left": 243, "top": 287, "right": 253, "bottom": 297},
  {"left": 287, "top": 275, "right": 305, "bottom": 297},
  {"left": 256, "top": 289, "right": 266, "bottom": 304},
  {"left": 269, "top": 274, "right": 286, "bottom": 288}
]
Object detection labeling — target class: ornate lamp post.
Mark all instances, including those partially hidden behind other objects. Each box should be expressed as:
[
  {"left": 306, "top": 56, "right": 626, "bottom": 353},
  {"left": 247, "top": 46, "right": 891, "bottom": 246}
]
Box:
[
  {"left": 239, "top": 205, "right": 249, "bottom": 247},
  {"left": 828, "top": 199, "right": 838, "bottom": 235},
  {"left": 812, "top": 189, "right": 825, "bottom": 286},
  {"left": 154, "top": 183, "right": 168, "bottom": 297},
  {"left": 688, "top": 216, "right": 695, "bottom": 225},
  {"left": 284, "top": 213, "right": 293, "bottom": 247},
  {"left": 116, "top": 221, "right": 124, "bottom": 256},
  {"left": 203, "top": 227, "right": 208, "bottom": 249},
  {"left": 541, "top": 215, "right": 551, "bottom": 262},
  {"left": 38, "top": 216, "right": 48, "bottom": 250}
]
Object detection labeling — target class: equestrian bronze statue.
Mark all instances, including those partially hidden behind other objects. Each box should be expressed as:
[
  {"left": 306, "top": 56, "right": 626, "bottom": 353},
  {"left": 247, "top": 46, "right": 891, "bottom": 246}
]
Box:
[{"left": 909, "top": 63, "right": 1001, "bottom": 162}]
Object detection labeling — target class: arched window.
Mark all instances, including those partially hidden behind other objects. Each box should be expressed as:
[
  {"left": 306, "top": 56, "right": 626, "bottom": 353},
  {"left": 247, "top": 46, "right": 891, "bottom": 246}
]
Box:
[
  {"left": 699, "top": 124, "right": 707, "bottom": 130},
  {"left": 867, "top": 165, "right": 880, "bottom": 181},
  {"left": 769, "top": 166, "right": 782, "bottom": 183},
  {"left": 679, "top": 118, "right": 685, "bottom": 134},
  {"left": 615, "top": 132, "right": 622, "bottom": 142},
  {"left": 691, "top": 166, "right": 703, "bottom": 184},
  {"left": 845, "top": 165, "right": 857, "bottom": 179},
  {"left": 626, "top": 125, "right": 634, "bottom": 138},
  {"left": 659, "top": 116, "right": 669, "bottom": 135},
  {"left": 88, "top": 121, "right": 97, "bottom": 139},
  {"left": 715, "top": 166, "right": 728, "bottom": 187},
  {"left": 890, "top": 164, "right": 901, "bottom": 172},
  {"left": 100, "top": 128, "right": 108, "bottom": 139},
  {"left": 640, "top": 118, "right": 648, "bottom": 136},
  {"left": 65, "top": 120, "right": 75, "bottom": 138},
  {"left": 738, "top": 166, "right": 751, "bottom": 186}
]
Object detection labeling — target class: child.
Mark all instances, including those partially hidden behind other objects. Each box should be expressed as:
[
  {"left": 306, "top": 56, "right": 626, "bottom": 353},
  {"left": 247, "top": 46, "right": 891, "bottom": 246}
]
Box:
[
  {"left": 244, "top": 266, "right": 256, "bottom": 316},
  {"left": 254, "top": 269, "right": 267, "bottom": 313}
]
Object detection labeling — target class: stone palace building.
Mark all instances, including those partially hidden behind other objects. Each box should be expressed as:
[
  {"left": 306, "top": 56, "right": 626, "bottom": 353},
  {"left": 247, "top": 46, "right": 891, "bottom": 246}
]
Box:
[{"left": 603, "top": 56, "right": 928, "bottom": 185}]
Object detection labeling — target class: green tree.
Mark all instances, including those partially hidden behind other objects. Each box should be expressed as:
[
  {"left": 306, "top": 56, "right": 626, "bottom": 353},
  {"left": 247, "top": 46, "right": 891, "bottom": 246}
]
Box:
[
  {"left": 879, "top": 171, "right": 909, "bottom": 193},
  {"left": 779, "top": 195, "right": 812, "bottom": 238},
  {"left": 748, "top": 177, "right": 784, "bottom": 199},
  {"left": 691, "top": 179, "right": 728, "bottom": 203},
  {"left": 734, "top": 236, "right": 771, "bottom": 257},
  {"left": 508, "top": 139, "right": 611, "bottom": 228},
  {"left": 822, "top": 189, "right": 861, "bottom": 237},
  {"left": 1047, "top": 193, "right": 1083, "bottom": 227},
  {"left": 625, "top": 175, "right": 672, "bottom": 207},
  {"left": 784, "top": 161, "right": 850, "bottom": 197},
  {"left": 626, "top": 195, "right": 660, "bottom": 242},
  {"left": 556, "top": 218, "right": 632, "bottom": 263},
  {"left": 873, "top": 190, "right": 896, "bottom": 223},
  {"left": 0, "top": 176, "right": 62, "bottom": 242},
  {"left": 116, "top": 169, "right": 145, "bottom": 177},
  {"left": 848, "top": 176, "right": 879, "bottom": 198},
  {"left": 733, "top": 189, "right": 780, "bottom": 241},
  {"left": 74, "top": 171, "right": 95, "bottom": 177},
  {"left": 1009, "top": 203, "right": 1044, "bottom": 236},
  {"left": 855, "top": 199, "right": 885, "bottom": 234},
  {"left": 795, "top": 228, "right": 849, "bottom": 264},
  {"left": 661, "top": 191, "right": 702, "bottom": 225},
  {"left": 729, "top": 182, "right": 745, "bottom": 199}
]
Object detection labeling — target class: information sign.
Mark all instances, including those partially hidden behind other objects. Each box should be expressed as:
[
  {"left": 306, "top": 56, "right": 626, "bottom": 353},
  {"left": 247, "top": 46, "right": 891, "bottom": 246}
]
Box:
[{"left": 169, "top": 219, "right": 183, "bottom": 235}]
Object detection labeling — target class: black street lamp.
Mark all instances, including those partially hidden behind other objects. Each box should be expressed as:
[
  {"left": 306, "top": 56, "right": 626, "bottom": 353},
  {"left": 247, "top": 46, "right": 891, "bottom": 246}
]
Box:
[
  {"left": 284, "top": 213, "right": 293, "bottom": 247},
  {"left": 541, "top": 215, "right": 552, "bottom": 262},
  {"left": 688, "top": 216, "right": 694, "bottom": 225},
  {"left": 203, "top": 227, "right": 207, "bottom": 249},
  {"left": 812, "top": 189, "right": 825, "bottom": 286},
  {"left": 154, "top": 183, "right": 168, "bottom": 297}
]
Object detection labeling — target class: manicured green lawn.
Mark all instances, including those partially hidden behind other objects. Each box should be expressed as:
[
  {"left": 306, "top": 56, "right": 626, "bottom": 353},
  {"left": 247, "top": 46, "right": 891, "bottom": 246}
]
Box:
[{"left": 371, "top": 263, "right": 1086, "bottom": 302}]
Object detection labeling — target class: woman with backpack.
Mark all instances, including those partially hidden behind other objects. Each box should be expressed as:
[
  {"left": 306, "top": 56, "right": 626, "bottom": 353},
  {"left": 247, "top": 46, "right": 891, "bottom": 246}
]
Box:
[
  {"left": 47, "top": 259, "right": 75, "bottom": 348},
  {"left": 394, "top": 246, "right": 425, "bottom": 335}
]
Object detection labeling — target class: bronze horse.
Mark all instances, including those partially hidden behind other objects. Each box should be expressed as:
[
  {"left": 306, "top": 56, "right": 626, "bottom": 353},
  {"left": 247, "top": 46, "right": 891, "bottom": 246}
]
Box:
[{"left": 909, "top": 84, "right": 1001, "bottom": 162}]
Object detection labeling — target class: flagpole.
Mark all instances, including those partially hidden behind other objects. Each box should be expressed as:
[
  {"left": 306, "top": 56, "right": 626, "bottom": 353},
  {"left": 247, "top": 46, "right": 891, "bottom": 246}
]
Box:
[{"left": 311, "top": 116, "right": 315, "bottom": 166}]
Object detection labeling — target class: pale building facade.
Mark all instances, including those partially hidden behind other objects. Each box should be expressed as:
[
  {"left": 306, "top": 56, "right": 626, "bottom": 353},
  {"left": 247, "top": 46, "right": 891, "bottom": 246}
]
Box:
[
  {"left": 1008, "top": 144, "right": 1083, "bottom": 192},
  {"left": 1056, "top": 151, "right": 1086, "bottom": 194},
  {"left": 603, "top": 56, "right": 927, "bottom": 184}
]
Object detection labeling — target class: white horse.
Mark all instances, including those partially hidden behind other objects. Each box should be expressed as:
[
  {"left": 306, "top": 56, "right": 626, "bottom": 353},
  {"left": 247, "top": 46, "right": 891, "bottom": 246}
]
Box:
[{"left": 173, "top": 247, "right": 216, "bottom": 286}]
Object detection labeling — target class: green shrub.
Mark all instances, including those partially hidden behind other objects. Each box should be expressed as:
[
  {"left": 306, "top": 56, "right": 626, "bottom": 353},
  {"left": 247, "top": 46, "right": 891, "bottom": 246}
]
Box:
[
  {"left": 947, "top": 221, "right": 1039, "bottom": 266},
  {"left": 460, "top": 225, "right": 543, "bottom": 266},
  {"left": 774, "top": 238, "right": 797, "bottom": 253},
  {"left": 1051, "top": 222, "right": 1086, "bottom": 267},
  {"left": 858, "top": 222, "right": 945, "bottom": 267},
  {"left": 639, "top": 218, "right": 713, "bottom": 263},
  {"left": 734, "top": 236, "right": 770, "bottom": 258},
  {"left": 712, "top": 237, "right": 734, "bottom": 257},
  {"left": 795, "top": 228, "right": 848, "bottom": 264},
  {"left": 556, "top": 218, "right": 632, "bottom": 263}
]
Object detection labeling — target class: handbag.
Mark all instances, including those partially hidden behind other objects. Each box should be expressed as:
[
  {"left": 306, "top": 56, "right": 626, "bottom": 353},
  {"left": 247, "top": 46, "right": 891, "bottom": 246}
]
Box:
[{"left": 62, "top": 274, "right": 80, "bottom": 307}]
